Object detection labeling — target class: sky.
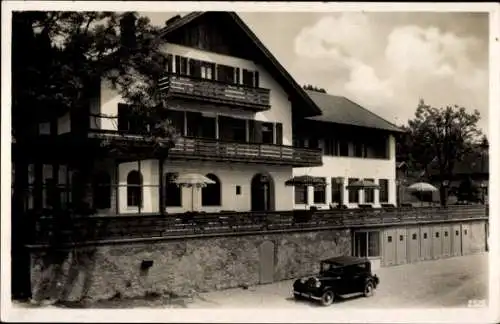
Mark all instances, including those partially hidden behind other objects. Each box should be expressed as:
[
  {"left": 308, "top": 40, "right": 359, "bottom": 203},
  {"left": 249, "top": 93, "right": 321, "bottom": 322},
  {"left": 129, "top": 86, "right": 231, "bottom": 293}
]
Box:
[{"left": 144, "top": 11, "right": 490, "bottom": 136}]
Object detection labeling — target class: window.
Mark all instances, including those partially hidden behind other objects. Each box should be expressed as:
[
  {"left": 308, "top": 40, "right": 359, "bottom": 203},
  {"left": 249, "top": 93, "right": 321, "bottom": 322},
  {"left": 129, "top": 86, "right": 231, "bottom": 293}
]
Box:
[
  {"left": 200, "top": 116, "right": 216, "bottom": 139},
  {"left": 242, "top": 69, "right": 258, "bottom": 87},
  {"left": 436, "top": 232, "right": 440, "bottom": 238},
  {"left": 379, "top": 179, "right": 389, "bottom": 203},
  {"left": 353, "top": 141, "right": 364, "bottom": 157},
  {"left": 339, "top": 140, "right": 349, "bottom": 156},
  {"left": 167, "top": 109, "right": 185, "bottom": 135},
  {"left": 313, "top": 180, "right": 326, "bottom": 204},
  {"left": 445, "top": 231, "right": 448, "bottom": 237},
  {"left": 295, "top": 185, "right": 308, "bottom": 204},
  {"left": 217, "top": 64, "right": 236, "bottom": 84},
  {"left": 464, "top": 229, "right": 468, "bottom": 235},
  {"left": 456, "top": 230, "right": 459, "bottom": 236},
  {"left": 261, "top": 122, "right": 274, "bottom": 144},
  {"left": 324, "top": 138, "right": 338, "bottom": 156},
  {"left": 202, "top": 174, "right": 221, "bottom": 206},
  {"left": 118, "top": 104, "right": 146, "bottom": 134},
  {"left": 127, "top": 171, "right": 143, "bottom": 207},
  {"left": 388, "top": 236, "right": 392, "bottom": 243},
  {"left": 424, "top": 233, "right": 428, "bottom": 239},
  {"left": 165, "top": 172, "right": 182, "bottom": 207},
  {"left": 93, "top": 172, "right": 111, "bottom": 209},
  {"left": 412, "top": 233, "right": 417, "bottom": 240},
  {"left": 331, "top": 177, "right": 344, "bottom": 205},
  {"left": 364, "top": 178, "right": 375, "bottom": 203},
  {"left": 348, "top": 178, "right": 359, "bottom": 203},
  {"left": 175, "top": 56, "right": 188, "bottom": 75},
  {"left": 353, "top": 231, "right": 380, "bottom": 257},
  {"left": 236, "top": 186, "right": 241, "bottom": 195},
  {"left": 186, "top": 111, "right": 202, "bottom": 137},
  {"left": 201, "top": 63, "right": 215, "bottom": 80},
  {"left": 400, "top": 235, "right": 404, "bottom": 241}
]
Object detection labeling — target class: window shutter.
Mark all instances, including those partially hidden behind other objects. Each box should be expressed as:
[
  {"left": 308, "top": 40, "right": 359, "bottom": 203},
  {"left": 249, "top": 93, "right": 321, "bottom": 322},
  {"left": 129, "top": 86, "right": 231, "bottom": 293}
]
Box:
[
  {"left": 218, "top": 116, "right": 233, "bottom": 141},
  {"left": 248, "top": 120, "right": 256, "bottom": 143},
  {"left": 235, "top": 68, "right": 240, "bottom": 84},
  {"left": 117, "top": 104, "right": 130, "bottom": 132},
  {"left": 254, "top": 71, "right": 260, "bottom": 87},
  {"left": 165, "top": 54, "right": 173, "bottom": 73},
  {"left": 254, "top": 120, "right": 263, "bottom": 143},
  {"left": 174, "top": 56, "right": 181, "bottom": 75},
  {"left": 275, "top": 123, "right": 283, "bottom": 145}
]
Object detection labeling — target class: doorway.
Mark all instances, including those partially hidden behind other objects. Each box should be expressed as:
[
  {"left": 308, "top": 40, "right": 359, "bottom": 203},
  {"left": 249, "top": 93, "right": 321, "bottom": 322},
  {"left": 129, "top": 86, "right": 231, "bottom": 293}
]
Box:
[{"left": 251, "top": 173, "right": 274, "bottom": 211}]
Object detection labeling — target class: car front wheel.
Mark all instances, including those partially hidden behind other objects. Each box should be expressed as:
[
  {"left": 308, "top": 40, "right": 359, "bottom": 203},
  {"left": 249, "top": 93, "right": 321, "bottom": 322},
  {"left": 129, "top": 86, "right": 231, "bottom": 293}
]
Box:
[
  {"left": 363, "top": 282, "right": 374, "bottom": 297},
  {"left": 320, "top": 290, "right": 335, "bottom": 306}
]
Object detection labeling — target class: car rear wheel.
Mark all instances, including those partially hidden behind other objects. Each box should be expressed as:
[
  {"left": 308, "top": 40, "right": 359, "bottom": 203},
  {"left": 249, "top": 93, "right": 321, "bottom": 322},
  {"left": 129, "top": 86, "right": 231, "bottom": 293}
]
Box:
[
  {"left": 320, "top": 290, "right": 335, "bottom": 306},
  {"left": 363, "top": 282, "right": 374, "bottom": 297}
]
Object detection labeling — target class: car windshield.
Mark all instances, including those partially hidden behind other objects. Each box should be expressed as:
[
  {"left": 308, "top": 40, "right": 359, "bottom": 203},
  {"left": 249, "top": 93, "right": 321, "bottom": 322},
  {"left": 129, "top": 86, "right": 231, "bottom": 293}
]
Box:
[{"left": 320, "top": 262, "right": 340, "bottom": 274}]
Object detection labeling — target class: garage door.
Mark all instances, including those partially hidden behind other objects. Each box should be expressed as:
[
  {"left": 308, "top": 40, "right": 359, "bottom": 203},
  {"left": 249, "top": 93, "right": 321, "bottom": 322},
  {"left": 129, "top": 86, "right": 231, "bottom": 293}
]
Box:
[
  {"left": 432, "top": 225, "right": 443, "bottom": 259},
  {"left": 462, "top": 224, "right": 472, "bottom": 255},
  {"left": 383, "top": 229, "right": 397, "bottom": 266},
  {"left": 259, "top": 240, "right": 275, "bottom": 284},
  {"left": 470, "top": 222, "right": 486, "bottom": 253},
  {"left": 407, "top": 227, "right": 420, "bottom": 263},
  {"left": 420, "top": 226, "right": 432, "bottom": 260},
  {"left": 396, "top": 228, "right": 407, "bottom": 265},
  {"left": 441, "top": 225, "right": 452, "bottom": 257},
  {"left": 451, "top": 224, "right": 462, "bottom": 257}
]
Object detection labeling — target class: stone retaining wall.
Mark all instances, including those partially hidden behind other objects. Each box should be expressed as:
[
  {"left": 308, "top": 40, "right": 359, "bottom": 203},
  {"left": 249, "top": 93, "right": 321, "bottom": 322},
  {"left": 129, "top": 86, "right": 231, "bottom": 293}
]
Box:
[{"left": 29, "top": 229, "right": 351, "bottom": 302}]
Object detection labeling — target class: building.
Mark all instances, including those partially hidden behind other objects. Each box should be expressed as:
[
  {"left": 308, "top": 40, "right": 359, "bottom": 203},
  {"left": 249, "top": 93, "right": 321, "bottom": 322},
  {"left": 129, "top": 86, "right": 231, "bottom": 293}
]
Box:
[
  {"left": 292, "top": 91, "right": 403, "bottom": 209},
  {"left": 28, "top": 11, "right": 405, "bottom": 216},
  {"left": 13, "top": 12, "right": 489, "bottom": 302}
]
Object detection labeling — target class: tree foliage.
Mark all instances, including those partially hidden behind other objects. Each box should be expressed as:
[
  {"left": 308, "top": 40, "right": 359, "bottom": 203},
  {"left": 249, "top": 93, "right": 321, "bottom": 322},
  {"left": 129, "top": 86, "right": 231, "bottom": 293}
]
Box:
[
  {"left": 12, "top": 11, "right": 178, "bottom": 154},
  {"left": 303, "top": 84, "right": 326, "bottom": 93},
  {"left": 397, "top": 99, "right": 483, "bottom": 205}
]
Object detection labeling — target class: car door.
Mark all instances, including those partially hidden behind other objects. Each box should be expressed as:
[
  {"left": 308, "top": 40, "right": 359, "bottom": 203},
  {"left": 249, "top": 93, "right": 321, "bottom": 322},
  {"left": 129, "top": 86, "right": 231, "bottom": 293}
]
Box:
[
  {"left": 349, "top": 264, "right": 366, "bottom": 293},
  {"left": 329, "top": 267, "right": 348, "bottom": 295},
  {"left": 339, "top": 265, "right": 358, "bottom": 294}
]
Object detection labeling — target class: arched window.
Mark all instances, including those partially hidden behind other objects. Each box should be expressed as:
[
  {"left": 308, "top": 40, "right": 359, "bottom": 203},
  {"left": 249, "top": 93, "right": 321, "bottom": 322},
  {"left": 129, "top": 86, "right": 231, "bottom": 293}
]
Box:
[
  {"left": 165, "top": 172, "right": 182, "bottom": 207},
  {"left": 202, "top": 174, "right": 221, "bottom": 206},
  {"left": 93, "top": 172, "right": 111, "bottom": 209},
  {"left": 127, "top": 171, "right": 143, "bottom": 207}
]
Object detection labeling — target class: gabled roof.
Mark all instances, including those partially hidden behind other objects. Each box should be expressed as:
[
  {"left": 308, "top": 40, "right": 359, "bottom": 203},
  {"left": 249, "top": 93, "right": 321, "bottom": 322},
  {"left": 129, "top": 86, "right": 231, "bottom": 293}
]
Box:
[
  {"left": 304, "top": 90, "right": 404, "bottom": 133},
  {"left": 159, "top": 12, "right": 323, "bottom": 117}
]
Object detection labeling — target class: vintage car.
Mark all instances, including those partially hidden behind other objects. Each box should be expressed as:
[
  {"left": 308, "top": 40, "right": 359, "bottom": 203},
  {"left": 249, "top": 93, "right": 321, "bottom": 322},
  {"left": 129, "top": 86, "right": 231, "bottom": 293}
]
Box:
[{"left": 292, "top": 256, "right": 380, "bottom": 306}]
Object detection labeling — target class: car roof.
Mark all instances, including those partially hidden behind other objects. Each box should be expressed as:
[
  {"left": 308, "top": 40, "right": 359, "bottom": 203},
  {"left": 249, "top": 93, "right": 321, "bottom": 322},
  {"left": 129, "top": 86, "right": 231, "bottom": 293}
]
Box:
[{"left": 321, "top": 256, "right": 369, "bottom": 267}]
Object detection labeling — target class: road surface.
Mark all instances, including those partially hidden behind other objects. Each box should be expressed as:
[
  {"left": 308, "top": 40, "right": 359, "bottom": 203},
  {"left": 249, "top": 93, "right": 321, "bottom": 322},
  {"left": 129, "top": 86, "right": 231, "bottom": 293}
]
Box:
[{"left": 186, "top": 253, "right": 488, "bottom": 309}]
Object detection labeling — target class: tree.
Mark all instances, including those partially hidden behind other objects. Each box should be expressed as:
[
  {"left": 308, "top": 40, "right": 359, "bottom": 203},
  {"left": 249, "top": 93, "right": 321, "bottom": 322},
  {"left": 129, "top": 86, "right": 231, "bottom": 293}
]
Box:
[
  {"left": 402, "top": 99, "right": 482, "bottom": 206},
  {"left": 11, "top": 11, "right": 178, "bottom": 299},
  {"left": 303, "top": 84, "right": 326, "bottom": 93},
  {"left": 456, "top": 177, "right": 481, "bottom": 203}
]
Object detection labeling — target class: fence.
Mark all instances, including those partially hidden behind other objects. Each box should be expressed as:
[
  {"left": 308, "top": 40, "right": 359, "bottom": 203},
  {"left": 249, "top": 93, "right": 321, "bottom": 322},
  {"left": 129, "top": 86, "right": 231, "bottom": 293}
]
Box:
[{"left": 27, "top": 205, "right": 488, "bottom": 247}]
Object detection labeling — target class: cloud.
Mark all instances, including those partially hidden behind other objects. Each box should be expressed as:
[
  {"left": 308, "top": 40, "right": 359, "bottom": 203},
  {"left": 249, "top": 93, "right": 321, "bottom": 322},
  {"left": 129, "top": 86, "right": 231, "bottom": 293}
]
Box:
[{"left": 293, "top": 13, "right": 489, "bottom": 133}]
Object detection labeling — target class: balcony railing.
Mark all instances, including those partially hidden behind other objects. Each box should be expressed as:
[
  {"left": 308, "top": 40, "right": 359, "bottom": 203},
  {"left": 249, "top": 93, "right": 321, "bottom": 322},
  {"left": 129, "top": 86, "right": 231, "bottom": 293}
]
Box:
[
  {"left": 166, "top": 74, "right": 271, "bottom": 111},
  {"left": 27, "top": 205, "right": 488, "bottom": 247},
  {"left": 169, "top": 137, "right": 323, "bottom": 167}
]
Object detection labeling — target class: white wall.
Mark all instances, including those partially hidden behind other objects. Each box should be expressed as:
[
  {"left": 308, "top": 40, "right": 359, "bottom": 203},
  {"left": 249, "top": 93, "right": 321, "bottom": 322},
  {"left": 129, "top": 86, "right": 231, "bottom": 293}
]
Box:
[
  {"left": 114, "top": 160, "right": 293, "bottom": 214},
  {"left": 293, "top": 135, "right": 397, "bottom": 209},
  {"left": 94, "top": 43, "right": 293, "bottom": 145}
]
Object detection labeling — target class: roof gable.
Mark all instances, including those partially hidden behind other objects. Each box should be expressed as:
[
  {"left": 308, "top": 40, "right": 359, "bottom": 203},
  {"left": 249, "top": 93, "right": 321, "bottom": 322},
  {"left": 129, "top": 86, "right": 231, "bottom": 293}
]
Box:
[
  {"left": 304, "top": 90, "right": 404, "bottom": 133},
  {"left": 159, "top": 12, "right": 322, "bottom": 117}
]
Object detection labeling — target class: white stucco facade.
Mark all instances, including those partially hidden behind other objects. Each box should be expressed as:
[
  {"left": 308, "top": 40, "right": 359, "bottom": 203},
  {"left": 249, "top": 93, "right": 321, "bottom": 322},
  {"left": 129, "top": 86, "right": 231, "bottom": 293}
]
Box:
[{"left": 293, "top": 135, "right": 397, "bottom": 209}]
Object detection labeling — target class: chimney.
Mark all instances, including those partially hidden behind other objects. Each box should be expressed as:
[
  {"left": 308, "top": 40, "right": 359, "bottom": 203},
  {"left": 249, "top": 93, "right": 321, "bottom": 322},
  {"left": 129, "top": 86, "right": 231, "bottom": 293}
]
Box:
[
  {"left": 120, "top": 12, "right": 137, "bottom": 50},
  {"left": 165, "top": 15, "right": 181, "bottom": 26}
]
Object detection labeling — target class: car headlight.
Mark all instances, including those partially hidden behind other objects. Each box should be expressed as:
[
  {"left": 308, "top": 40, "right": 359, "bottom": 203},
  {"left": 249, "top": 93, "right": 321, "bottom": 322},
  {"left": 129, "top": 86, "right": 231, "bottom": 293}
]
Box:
[
  {"left": 300, "top": 278, "right": 306, "bottom": 284},
  {"left": 315, "top": 280, "right": 321, "bottom": 288}
]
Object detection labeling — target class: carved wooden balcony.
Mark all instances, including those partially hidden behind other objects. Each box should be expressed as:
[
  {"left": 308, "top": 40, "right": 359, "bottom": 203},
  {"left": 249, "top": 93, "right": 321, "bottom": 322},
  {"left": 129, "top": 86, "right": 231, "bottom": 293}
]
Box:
[
  {"left": 164, "top": 74, "right": 271, "bottom": 111},
  {"left": 169, "top": 137, "right": 323, "bottom": 167}
]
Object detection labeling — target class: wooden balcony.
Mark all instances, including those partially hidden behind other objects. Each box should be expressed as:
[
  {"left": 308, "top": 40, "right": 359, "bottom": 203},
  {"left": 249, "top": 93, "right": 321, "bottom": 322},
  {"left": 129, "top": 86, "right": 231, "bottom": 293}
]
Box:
[
  {"left": 165, "top": 74, "right": 271, "bottom": 111},
  {"left": 27, "top": 205, "right": 488, "bottom": 247},
  {"left": 169, "top": 137, "right": 323, "bottom": 167}
]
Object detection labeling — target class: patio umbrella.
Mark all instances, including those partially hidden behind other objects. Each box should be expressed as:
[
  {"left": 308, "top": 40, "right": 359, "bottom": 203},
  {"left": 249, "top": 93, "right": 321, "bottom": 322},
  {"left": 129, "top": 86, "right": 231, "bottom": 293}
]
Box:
[
  {"left": 285, "top": 175, "right": 326, "bottom": 209},
  {"left": 172, "top": 173, "right": 216, "bottom": 211},
  {"left": 345, "top": 180, "right": 380, "bottom": 206},
  {"left": 407, "top": 182, "right": 438, "bottom": 206}
]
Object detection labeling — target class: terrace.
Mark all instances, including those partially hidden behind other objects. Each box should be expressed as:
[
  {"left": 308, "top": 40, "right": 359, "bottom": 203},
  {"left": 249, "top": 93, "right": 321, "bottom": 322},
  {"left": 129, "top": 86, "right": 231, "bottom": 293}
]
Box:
[{"left": 27, "top": 205, "right": 488, "bottom": 248}]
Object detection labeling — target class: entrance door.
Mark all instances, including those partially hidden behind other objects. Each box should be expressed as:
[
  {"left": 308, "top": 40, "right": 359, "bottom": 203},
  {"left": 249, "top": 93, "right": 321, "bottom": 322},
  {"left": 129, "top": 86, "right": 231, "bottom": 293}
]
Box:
[
  {"left": 407, "top": 227, "right": 420, "bottom": 263},
  {"left": 383, "top": 229, "right": 396, "bottom": 266},
  {"left": 259, "top": 241, "right": 275, "bottom": 284},
  {"left": 396, "top": 228, "right": 407, "bottom": 265},
  {"left": 251, "top": 173, "right": 273, "bottom": 211}
]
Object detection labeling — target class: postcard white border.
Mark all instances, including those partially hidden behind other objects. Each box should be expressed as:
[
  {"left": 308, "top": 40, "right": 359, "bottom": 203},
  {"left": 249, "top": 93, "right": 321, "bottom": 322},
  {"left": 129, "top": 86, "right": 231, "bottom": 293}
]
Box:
[{"left": 1, "top": 1, "right": 499, "bottom": 323}]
